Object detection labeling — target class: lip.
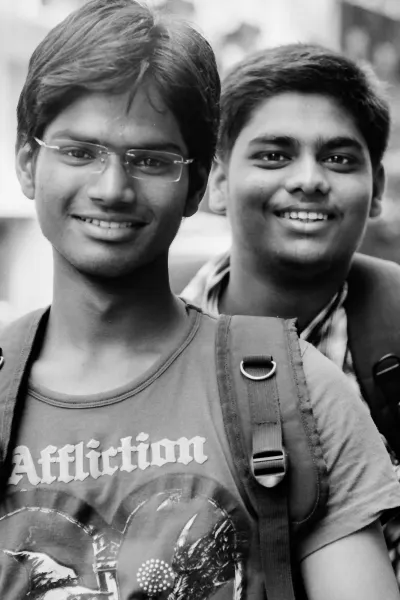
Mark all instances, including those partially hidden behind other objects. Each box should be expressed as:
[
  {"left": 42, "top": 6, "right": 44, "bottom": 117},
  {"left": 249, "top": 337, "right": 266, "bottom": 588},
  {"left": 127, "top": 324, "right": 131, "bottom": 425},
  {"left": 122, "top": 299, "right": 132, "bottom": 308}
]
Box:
[
  {"left": 273, "top": 206, "right": 337, "bottom": 233},
  {"left": 72, "top": 214, "right": 148, "bottom": 241},
  {"left": 73, "top": 215, "right": 148, "bottom": 226},
  {"left": 274, "top": 205, "right": 336, "bottom": 218}
]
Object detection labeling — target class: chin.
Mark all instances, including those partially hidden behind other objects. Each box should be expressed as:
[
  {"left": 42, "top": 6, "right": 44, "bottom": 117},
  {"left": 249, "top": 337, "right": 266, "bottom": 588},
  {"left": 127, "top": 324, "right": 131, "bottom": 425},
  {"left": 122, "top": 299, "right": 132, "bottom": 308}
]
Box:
[
  {"left": 64, "top": 256, "right": 139, "bottom": 280},
  {"left": 277, "top": 249, "right": 337, "bottom": 275},
  {"left": 89, "top": 263, "right": 141, "bottom": 279}
]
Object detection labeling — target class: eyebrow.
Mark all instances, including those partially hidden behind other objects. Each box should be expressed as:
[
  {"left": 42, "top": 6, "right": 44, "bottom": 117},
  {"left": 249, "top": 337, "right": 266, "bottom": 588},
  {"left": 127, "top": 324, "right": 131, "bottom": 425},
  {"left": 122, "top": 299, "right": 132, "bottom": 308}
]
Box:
[
  {"left": 248, "top": 134, "right": 365, "bottom": 154},
  {"left": 249, "top": 135, "right": 296, "bottom": 148},
  {"left": 49, "top": 130, "right": 185, "bottom": 154},
  {"left": 315, "top": 136, "right": 365, "bottom": 154}
]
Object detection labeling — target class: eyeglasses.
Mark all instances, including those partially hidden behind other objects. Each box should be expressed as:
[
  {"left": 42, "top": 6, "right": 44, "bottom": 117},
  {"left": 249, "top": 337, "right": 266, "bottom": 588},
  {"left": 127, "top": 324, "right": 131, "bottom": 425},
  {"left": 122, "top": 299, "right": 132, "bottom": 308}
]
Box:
[{"left": 34, "top": 137, "right": 194, "bottom": 183}]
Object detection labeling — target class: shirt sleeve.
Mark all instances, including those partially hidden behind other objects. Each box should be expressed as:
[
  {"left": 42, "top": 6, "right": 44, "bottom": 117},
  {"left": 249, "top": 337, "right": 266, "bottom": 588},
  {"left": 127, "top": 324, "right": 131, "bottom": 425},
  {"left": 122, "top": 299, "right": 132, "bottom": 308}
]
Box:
[{"left": 297, "top": 340, "right": 400, "bottom": 560}]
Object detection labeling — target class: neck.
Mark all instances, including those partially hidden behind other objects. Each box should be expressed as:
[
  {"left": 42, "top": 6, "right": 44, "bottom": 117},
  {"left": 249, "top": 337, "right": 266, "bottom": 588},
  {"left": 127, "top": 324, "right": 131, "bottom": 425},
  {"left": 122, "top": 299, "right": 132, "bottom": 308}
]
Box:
[
  {"left": 221, "top": 247, "right": 350, "bottom": 331},
  {"left": 49, "top": 252, "right": 184, "bottom": 351}
]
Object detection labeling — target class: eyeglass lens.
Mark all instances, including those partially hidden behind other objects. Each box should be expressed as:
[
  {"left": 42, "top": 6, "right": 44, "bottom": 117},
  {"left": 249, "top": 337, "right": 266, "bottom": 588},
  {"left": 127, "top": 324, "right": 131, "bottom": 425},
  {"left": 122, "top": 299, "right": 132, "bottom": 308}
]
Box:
[{"left": 49, "top": 140, "right": 187, "bottom": 182}]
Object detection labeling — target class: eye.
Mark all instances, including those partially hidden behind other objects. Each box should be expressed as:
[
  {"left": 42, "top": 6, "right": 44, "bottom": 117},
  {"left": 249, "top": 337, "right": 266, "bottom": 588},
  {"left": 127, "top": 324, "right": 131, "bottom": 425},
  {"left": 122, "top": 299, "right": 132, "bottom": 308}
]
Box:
[
  {"left": 323, "top": 154, "right": 357, "bottom": 171},
  {"left": 67, "top": 148, "right": 95, "bottom": 160},
  {"left": 252, "top": 151, "right": 290, "bottom": 168},
  {"left": 259, "top": 152, "right": 288, "bottom": 162},
  {"left": 137, "top": 157, "right": 168, "bottom": 168},
  {"left": 325, "top": 155, "right": 350, "bottom": 165},
  {"left": 126, "top": 152, "right": 174, "bottom": 174},
  {"left": 58, "top": 144, "right": 99, "bottom": 162}
]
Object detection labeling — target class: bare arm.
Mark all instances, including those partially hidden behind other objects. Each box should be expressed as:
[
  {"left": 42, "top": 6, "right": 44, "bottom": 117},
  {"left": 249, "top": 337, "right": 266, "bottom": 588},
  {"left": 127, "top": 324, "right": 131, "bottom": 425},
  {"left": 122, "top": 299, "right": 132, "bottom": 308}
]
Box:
[{"left": 301, "top": 521, "right": 400, "bottom": 600}]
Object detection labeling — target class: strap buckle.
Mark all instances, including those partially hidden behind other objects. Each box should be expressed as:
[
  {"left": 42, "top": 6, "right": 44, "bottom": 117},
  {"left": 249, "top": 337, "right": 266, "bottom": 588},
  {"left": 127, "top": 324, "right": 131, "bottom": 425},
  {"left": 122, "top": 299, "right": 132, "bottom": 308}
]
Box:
[
  {"left": 240, "top": 357, "right": 277, "bottom": 381},
  {"left": 374, "top": 353, "right": 400, "bottom": 379},
  {"left": 373, "top": 354, "right": 400, "bottom": 408},
  {"left": 253, "top": 449, "right": 287, "bottom": 488}
]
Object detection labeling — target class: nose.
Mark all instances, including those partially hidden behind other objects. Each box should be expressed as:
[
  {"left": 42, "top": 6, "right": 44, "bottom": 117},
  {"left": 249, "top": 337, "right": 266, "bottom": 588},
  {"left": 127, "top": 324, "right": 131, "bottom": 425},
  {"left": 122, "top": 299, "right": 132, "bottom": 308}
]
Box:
[
  {"left": 86, "top": 154, "right": 136, "bottom": 206},
  {"left": 284, "top": 154, "right": 330, "bottom": 196}
]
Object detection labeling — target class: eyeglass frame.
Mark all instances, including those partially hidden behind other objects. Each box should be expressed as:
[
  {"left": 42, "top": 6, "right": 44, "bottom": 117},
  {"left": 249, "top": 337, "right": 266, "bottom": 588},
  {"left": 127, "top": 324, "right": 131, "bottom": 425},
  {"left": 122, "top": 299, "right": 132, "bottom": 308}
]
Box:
[{"left": 33, "top": 137, "right": 195, "bottom": 183}]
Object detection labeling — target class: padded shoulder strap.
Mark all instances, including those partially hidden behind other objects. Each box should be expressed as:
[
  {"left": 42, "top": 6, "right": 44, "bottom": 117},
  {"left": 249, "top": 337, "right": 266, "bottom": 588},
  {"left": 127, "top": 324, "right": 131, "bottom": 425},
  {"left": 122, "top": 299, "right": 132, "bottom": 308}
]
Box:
[
  {"left": 346, "top": 254, "right": 400, "bottom": 456},
  {"left": 0, "top": 308, "right": 49, "bottom": 472},
  {"left": 216, "top": 314, "right": 328, "bottom": 524},
  {"left": 216, "top": 315, "right": 328, "bottom": 600}
]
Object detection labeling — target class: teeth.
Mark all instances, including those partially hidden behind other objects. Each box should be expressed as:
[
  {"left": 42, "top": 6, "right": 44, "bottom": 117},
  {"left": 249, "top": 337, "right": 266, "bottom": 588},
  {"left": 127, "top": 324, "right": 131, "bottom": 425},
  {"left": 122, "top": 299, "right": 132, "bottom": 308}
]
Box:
[
  {"left": 78, "top": 217, "right": 134, "bottom": 228},
  {"left": 281, "top": 211, "right": 328, "bottom": 221}
]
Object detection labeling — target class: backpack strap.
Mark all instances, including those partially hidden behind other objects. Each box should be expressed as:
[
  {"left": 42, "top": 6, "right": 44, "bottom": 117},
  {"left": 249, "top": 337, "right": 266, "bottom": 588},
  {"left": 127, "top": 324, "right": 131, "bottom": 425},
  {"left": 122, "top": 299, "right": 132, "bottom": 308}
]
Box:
[
  {"left": 0, "top": 307, "right": 49, "bottom": 482},
  {"left": 346, "top": 254, "right": 400, "bottom": 457},
  {"left": 215, "top": 314, "right": 328, "bottom": 600}
]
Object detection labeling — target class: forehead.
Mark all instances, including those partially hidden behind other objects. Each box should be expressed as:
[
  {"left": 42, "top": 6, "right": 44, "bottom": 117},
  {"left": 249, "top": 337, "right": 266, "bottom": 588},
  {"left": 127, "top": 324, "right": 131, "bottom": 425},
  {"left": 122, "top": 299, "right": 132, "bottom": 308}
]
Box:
[
  {"left": 44, "top": 85, "right": 186, "bottom": 152},
  {"left": 237, "top": 92, "right": 366, "bottom": 148}
]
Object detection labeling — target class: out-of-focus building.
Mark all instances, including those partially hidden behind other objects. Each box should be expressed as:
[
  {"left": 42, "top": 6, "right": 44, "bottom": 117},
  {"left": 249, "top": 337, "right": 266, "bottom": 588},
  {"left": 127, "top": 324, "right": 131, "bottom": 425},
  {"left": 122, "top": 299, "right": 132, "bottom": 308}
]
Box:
[{"left": 1, "top": 0, "right": 400, "bottom": 315}]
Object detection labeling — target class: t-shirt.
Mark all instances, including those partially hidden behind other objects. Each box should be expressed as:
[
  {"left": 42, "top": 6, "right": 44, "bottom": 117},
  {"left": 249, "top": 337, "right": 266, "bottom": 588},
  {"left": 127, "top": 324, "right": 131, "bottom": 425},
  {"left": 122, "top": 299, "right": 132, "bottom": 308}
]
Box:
[{"left": 1, "top": 306, "right": 399, "bottom": 600}]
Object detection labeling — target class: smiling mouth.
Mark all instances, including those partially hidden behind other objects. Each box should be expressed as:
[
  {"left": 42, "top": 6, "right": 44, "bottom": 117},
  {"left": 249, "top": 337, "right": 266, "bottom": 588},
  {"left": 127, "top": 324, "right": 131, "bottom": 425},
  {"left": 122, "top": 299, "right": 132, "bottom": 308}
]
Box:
[
  {"left": 276, "top": 211, "right": 332, "bottom": 222},
  {"left": 75, "top": 216, "right": 140, "bottom": 229}
]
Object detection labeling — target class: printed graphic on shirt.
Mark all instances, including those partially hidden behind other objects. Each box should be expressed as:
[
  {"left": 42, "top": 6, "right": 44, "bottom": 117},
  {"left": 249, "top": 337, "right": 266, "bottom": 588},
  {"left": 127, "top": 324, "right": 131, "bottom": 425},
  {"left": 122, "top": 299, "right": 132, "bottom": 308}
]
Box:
[
  {"left": 0, "top": 474, "right": 251, "bottom": 600},
  {"left": 8, "top": 433, "right": 208, "bottom": 487}
]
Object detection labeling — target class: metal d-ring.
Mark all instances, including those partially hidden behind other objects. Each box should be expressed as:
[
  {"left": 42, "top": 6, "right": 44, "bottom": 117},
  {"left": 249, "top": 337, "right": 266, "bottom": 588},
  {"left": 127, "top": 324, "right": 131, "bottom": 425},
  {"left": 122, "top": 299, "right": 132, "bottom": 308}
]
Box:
[{"left": 240, "top": 359, "right": 277, "bottom": 381}]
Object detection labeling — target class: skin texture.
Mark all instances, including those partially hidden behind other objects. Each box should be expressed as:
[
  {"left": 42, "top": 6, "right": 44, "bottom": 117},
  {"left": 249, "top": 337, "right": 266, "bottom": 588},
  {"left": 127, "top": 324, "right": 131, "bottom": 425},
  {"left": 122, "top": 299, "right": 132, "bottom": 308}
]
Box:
[
  {"left": 18, "top": 88, "right": 199, "bottom": 279},
  {"left": 16, "top": 86, "right": 207, "bottom": 395},
  {"left": 302, "top": 522, "right": 400, "bottom": 600},
  {"left": 211, "top": 92, "right": 385, "bottom": 328}
]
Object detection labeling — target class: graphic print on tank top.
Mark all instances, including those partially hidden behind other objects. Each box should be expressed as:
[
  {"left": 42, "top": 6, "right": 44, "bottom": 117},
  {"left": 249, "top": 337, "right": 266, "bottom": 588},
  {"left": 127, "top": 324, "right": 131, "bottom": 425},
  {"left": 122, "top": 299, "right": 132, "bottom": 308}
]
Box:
[{"left": 0, "top": 474, "right": 251, "bottom": 600}]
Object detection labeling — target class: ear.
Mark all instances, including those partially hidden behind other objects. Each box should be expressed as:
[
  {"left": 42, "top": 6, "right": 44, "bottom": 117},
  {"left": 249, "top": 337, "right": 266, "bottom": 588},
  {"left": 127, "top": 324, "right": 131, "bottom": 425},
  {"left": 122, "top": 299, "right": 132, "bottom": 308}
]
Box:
[
  {"left": 208, "top": 158, "right": 228, "bottom": 215},
  {"left": 15, "top": 143, "right": 36, "bottom": 200},
  {"left": 184, "top": 164, "right": 209, "bottom": 218},
  {"left": 369, "top": 163, "right": 385, "bottom": 219}
]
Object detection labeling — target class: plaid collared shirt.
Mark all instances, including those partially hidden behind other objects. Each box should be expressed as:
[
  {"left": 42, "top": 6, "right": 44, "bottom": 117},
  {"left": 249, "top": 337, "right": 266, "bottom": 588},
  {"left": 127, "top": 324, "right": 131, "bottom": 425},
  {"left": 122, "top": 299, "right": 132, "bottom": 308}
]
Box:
[
  {"left": 181, "top": 250, "right": 400, "bottom": 580},
  {"left": 181, "top": 250, "right": 360, "bottom": 396}
]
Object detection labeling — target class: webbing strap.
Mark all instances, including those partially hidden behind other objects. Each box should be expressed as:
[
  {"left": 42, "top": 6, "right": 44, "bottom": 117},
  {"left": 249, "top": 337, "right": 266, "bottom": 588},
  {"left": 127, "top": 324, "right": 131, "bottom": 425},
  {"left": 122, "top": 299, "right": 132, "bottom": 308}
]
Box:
[
  {"left": 0, "top": 308, "right": 48, "bottom": 475},
  {"left": 243, "top": 356, "right": 287, "bottom": 489},
  {"left": 345, "top": 254, "right": 400, "bottom": 459},
  {"left": 373, "top": 354, "right": 400, "bottom": 459},
  {"left": 243, "top": 357, "right": 295, "bottom": 600},
  {"left": 216, "top": 316, "right": 296, "bottom": 600}
]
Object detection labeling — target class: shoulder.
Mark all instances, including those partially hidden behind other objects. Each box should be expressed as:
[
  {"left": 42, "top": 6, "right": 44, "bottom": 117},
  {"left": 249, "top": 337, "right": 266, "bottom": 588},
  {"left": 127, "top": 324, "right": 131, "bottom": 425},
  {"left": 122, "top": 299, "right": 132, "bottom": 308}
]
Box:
[
  {"left": 0, "top": 307, "right": 48, "bottom": 375},
  {"left": 180, "top": 251, "right": 230, "bottom": 308},
  {"left": 299, "top": 339, "right": 362, "bottom": 418},
  {"left": 297, "top": 340, "right": 400, "bottom": 558},
  {"left": 0, "top": 308, "right": 47, "bottom": 342},
  {"left": 350, "top": 252, "right": 400, "bottom": 283}
]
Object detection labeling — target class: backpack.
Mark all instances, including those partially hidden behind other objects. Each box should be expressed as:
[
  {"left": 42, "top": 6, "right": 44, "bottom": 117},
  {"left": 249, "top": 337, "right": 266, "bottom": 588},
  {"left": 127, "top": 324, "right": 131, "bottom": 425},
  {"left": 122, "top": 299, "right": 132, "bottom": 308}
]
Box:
[
  {"left": 174, "top": 249, "right": 400, "bottom": 462},
  {"left": 346, "top": 253, "right": 400, "bottom": 458},
  {"left": 0, "top": 307, "right": 329, "bottom": 600}
]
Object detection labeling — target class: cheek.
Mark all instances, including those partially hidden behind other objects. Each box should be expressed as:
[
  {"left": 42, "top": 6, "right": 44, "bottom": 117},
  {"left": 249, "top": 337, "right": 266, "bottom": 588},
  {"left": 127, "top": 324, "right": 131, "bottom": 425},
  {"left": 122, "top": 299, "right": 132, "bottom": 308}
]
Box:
[
  {"left": 227, "top": 171, "right": 276, "bottom": 229},
  {"left": 150, "top": 184, "right": 189, "bottom": 238},
  {"left": 338, "top": 179, "right": 374, "bottom": 219},
  {"left": 34, "top": 174, "right": 74, "bottom": 241}
]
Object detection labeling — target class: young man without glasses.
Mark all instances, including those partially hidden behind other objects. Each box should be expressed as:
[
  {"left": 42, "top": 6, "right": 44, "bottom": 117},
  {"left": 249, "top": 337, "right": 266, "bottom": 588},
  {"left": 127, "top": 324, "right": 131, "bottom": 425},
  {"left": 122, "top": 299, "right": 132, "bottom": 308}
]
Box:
[{"left": 182, "top": 43, "right": 400, "bottom": 581}]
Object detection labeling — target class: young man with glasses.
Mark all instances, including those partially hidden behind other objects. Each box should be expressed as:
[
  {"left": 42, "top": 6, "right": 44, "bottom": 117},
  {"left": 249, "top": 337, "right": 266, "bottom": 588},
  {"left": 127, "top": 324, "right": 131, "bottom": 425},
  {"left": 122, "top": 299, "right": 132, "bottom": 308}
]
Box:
[{"left": 1, "top": 2, "right": 400, "bottom": 599}]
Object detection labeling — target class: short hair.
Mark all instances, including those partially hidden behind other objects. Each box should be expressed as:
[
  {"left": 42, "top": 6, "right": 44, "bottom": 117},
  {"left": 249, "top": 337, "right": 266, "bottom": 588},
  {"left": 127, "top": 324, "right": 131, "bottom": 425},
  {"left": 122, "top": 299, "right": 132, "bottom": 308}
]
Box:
[
  {"left": 17, "top": 0, "right": 220, "bottom": 173},
  {"left": 218, "top": 43, "right": 390, "bottom": 168}
]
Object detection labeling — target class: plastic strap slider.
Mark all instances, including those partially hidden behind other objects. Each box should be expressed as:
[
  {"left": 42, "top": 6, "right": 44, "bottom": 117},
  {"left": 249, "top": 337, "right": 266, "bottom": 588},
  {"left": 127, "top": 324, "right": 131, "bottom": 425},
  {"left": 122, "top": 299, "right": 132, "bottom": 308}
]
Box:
[{"left": 253, "top": 449, "right": 287, "bottom": 488}]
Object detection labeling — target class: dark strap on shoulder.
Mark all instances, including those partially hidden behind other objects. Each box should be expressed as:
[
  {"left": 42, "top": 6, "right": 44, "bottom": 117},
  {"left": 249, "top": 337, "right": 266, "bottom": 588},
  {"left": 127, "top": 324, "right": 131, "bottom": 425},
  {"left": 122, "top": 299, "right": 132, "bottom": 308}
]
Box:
[
  {"left": 0, "top": 308, "right": 49, "bottom": 476},
  {"left": 216, "top": 314, "right": 328, "bottom": 600},
  {"left": 346, "top": 254, "right": 400, "bottom": 457}
]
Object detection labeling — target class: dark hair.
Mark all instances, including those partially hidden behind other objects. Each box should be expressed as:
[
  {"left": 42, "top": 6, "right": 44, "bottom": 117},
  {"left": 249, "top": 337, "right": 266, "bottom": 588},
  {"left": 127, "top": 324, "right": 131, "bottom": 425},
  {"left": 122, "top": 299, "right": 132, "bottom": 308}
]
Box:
[
  {"left": 218, "top": 43, "right": 390, "bottom": 167},
  {"left": 17, "top": 0, "right": 220, "bottom": 173}
]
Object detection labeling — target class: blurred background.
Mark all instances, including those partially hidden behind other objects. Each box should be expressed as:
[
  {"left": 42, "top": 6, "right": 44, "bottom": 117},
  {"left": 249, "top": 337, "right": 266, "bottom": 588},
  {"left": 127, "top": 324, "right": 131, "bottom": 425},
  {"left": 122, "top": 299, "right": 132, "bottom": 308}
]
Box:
[{"left": 1, "top": 0, "right": 400, "bottom": 319}]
